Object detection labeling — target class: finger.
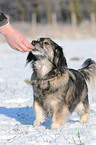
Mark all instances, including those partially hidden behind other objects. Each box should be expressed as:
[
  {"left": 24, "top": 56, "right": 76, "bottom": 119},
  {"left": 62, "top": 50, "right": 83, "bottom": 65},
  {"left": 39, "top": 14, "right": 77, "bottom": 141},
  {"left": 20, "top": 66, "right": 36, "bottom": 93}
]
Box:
[
  {"left": 23, "top": 40, "right": 35, "bottom": 49},
  {"left": 14, "top": 45, "right": 25, "bottom": 53},
  {"left": 18, "top": 42, "right": 29, "bottom": 52}
]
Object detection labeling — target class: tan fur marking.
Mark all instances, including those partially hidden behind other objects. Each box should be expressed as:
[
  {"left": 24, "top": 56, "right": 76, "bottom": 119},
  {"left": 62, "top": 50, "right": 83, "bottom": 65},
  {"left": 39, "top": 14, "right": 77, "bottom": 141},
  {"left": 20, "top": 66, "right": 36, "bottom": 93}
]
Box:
[
  {"left": 80, "top": 113, "right": 89, "bottom": 123},
  {"left": 51, "top": 105, "right": 70, "bottom": 129},
  {"left": 34, "top": 101, "right": 46, "bottom": 126},
  {"left": 76, "top": 102, "right": 89, "bottom": 123}
]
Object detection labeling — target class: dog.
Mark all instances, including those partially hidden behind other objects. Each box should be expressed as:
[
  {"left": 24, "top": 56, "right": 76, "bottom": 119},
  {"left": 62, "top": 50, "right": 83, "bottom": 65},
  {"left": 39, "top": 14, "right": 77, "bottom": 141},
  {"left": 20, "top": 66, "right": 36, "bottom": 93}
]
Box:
[{"left": 26, "top": 37, "right": 96, "bottom": 129}]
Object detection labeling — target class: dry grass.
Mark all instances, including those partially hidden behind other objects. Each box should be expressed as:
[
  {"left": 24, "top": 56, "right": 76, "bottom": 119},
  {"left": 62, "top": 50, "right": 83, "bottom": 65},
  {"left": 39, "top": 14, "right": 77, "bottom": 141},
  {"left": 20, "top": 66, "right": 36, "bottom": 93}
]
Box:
[
  {"left": 11, "top": 21, "right": 96, "bottom": 40},
  {"left": 1, "top": 21, "right": 96, "bottom": 43}
]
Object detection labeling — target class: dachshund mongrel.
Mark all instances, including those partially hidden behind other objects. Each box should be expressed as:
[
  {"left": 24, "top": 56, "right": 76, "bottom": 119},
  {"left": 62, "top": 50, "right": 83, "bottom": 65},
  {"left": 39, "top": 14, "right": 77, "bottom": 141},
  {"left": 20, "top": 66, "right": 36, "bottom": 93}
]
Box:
[{"left": 26, "top": 38, "right": 96, "bottom": 129}]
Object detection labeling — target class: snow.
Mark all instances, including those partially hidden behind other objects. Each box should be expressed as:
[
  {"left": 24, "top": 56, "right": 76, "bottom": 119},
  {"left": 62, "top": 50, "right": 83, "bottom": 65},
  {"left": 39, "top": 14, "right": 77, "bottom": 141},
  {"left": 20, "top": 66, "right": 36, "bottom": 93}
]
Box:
[{"left": 0, "top": 38, "right": 96, "bottom": 145}]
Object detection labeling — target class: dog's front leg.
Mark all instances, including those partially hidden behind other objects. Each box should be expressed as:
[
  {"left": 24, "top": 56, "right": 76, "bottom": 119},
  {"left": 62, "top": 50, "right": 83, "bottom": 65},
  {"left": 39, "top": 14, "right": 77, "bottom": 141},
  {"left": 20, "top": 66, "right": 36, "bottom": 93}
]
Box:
[
  {"left": 33, "top": 101, "right": 46, "bottom": 126},
  {"left": 51, "top": 113, "right": 62, "bottom": 129},
  {"left": 51, "top": 105, "right": 70, "bottom": 129}
]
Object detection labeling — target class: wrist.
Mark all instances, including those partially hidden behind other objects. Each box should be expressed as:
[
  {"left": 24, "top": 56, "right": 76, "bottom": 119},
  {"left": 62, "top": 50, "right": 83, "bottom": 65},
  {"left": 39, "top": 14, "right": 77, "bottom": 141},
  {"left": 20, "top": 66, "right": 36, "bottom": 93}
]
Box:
[{"left": 0, "top": 23, "right": 15, "bottom": 37}]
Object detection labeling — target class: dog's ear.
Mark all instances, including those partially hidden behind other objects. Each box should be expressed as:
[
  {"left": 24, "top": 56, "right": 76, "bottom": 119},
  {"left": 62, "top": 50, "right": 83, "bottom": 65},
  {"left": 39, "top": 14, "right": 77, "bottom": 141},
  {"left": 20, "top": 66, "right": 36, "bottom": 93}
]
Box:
[
  {"left": 26, "top": 51, "right": 37, "bottom": 65},
  {"left": 53, "top": 44, "right": 67, "bottom": 71}
]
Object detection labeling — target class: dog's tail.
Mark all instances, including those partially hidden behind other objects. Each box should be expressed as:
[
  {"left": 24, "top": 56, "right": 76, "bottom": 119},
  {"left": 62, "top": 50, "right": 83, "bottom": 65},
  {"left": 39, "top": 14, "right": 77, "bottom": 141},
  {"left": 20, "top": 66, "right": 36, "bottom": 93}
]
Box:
[{"left": 79, "top": 58, "right": 96, "bottom": 85}]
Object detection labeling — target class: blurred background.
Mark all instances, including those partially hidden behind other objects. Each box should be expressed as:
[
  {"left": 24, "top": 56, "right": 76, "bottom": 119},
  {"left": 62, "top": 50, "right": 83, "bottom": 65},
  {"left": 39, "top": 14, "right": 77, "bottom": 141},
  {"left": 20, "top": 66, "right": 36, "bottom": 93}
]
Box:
[
  {"left": 1, "top": 0, "right": 96, "bottom": 39},
  {"left": 0, "top": 3, "right": 96, "bottom": 144}
]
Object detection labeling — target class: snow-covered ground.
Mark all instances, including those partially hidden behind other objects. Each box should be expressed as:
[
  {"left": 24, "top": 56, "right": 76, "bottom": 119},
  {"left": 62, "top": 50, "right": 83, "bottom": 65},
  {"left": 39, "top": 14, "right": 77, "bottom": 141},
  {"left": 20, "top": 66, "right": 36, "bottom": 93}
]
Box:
[{"left": 0, "top": 38, "right": 96, "bottom": 145}]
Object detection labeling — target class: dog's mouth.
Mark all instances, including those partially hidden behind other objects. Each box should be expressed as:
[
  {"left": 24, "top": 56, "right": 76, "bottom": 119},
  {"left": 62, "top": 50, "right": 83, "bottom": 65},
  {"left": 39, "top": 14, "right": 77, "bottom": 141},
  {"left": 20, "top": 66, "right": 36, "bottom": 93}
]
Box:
[{"left": 31, "top": 40, "right": 44, "bottom": 56}]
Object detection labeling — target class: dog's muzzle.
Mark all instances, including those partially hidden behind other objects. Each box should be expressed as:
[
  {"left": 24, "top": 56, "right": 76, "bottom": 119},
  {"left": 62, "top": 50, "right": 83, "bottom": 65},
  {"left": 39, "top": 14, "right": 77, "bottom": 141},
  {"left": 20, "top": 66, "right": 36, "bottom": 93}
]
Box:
[
  {"left": 31, "top": 40, "right": 38, "bottom": 46},
  {"left": 31, "top": 40, "right": 44, "bottom": 55}
]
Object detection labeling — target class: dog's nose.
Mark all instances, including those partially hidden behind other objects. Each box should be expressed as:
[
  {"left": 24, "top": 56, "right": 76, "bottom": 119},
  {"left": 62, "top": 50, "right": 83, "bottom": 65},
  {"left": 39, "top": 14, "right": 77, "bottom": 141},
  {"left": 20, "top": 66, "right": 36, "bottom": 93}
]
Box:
[{"left": 31, "top": 40, "right": 38, "bottom": 46}]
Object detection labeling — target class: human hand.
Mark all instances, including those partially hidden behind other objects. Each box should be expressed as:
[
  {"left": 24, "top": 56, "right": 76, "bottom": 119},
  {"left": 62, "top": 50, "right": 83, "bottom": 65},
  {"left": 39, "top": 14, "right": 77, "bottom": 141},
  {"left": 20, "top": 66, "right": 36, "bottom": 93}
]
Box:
[{"left": 0, "top": 23, "right": 34, "bottom": 52}]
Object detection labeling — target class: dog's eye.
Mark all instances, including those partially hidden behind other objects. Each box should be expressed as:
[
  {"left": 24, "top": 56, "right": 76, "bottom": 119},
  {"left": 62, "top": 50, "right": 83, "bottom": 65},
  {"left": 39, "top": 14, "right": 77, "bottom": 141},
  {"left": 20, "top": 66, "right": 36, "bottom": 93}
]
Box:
[{"left": 44, "top": 42, "right": 49, "bottom": 45}]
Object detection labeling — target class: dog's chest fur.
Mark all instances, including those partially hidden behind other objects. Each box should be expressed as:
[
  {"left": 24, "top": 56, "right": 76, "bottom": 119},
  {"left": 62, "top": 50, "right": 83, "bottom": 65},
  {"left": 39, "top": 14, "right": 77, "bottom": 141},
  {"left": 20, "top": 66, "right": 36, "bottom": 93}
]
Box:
[
  {"left": 33, "top": 58, "right": 53, "bottom": 79},
  {"left": 32, "top": 70, "right": 69, "bottom": 116}
]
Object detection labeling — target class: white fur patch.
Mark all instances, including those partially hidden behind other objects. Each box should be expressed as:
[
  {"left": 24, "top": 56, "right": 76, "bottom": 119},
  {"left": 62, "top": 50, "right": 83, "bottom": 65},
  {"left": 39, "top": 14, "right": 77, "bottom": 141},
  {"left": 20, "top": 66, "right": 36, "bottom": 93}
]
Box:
[
  {"left": 34, "top": 101, "right": 46, "bottom": 126},
  {"left": 76, "top": 102, "right": 85, "bottom": 116},
  {"left": 34, "top": 58, "right": 53, "bottom": 79}
]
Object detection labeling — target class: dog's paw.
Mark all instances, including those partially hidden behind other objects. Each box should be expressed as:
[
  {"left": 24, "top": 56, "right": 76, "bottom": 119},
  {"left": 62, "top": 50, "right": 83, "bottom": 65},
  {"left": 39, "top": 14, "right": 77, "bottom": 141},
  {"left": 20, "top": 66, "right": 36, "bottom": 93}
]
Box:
[
  {"left": 51, "top": 123, "right": 61, "bottom": 129},
  {"left": 80, "top": 113, "right": 88, "bottom": 123},
  {"left": 33, "top": 120, "right": 40, "bottom": 126},
  {"left": 33, "top": 119, "right": 44, "bottom": 127}
]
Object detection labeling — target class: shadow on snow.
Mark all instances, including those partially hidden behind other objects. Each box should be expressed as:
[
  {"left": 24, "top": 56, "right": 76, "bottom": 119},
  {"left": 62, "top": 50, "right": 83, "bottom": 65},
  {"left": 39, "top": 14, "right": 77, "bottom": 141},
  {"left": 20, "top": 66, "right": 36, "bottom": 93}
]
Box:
[
  {"left": 0, "top": 106, "right": 79, "bottom": 128},
  {"left": 0, "top": 106, "right": 52, "bottom": 128},
  {"left": 0, "top": 106, "right": 35, "bottom": 125}
]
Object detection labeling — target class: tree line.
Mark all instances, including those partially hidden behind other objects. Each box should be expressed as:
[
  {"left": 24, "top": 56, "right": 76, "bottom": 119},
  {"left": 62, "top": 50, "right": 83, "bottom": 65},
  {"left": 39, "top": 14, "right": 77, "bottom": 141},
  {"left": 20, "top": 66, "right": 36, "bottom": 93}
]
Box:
[{"left": 0, "top": 0, "right": 96, "bottom": 25}]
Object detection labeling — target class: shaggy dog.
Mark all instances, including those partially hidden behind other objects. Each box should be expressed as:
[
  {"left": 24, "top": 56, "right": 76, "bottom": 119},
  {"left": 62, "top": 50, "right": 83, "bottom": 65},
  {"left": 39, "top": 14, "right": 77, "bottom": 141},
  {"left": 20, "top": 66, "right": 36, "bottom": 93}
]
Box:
[{"left": 26, "top": 38, "right": 96, "bottom": 129}]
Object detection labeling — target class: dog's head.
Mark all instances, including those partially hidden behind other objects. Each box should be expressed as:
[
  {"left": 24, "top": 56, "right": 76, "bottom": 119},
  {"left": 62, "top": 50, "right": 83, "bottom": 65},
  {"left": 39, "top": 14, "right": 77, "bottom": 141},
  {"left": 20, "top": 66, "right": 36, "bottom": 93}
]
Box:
[
  {"left": 27, "top": 38, "right": 67, "bottom": 70},
  {"left": 27, "top": 38, "right": 67, "bottom": 78}
]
